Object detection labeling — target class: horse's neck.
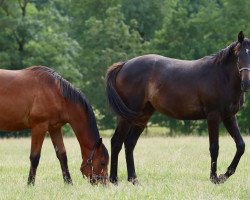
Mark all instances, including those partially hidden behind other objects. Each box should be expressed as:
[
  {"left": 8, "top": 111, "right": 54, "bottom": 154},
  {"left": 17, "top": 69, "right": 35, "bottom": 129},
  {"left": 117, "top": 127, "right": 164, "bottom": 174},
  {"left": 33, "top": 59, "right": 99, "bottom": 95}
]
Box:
[
  {"left": 224, "top": 59, "right": 240, "bottom": 85},
  {"left": 67, "top": 103, "right": 99, "bottom": 159},
  {"left": 211, "top": 53, "right": 238, "bottom": 80},
  {"left": 216, "top": 57, "right": 242, "bottom": 97}
]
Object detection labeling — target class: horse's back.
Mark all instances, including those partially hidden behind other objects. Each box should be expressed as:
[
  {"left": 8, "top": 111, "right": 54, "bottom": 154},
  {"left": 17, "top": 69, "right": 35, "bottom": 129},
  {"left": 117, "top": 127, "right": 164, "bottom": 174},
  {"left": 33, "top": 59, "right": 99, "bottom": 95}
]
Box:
[
  {"left": 0, "top": 68, "right": 36, "bottom": 108},
  {"left": 118, "top": 54, "right": 203, "bottom": 86},
  {"left": 116, "top": 54, "right": 200, "bottom": 97}
]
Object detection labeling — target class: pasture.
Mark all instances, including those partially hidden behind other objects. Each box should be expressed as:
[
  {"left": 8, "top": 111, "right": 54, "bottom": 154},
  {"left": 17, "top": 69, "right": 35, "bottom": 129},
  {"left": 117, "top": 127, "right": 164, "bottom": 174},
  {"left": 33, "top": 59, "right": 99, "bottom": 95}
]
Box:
[{"left": 0, "top": 136, "right": 249, "bottom": 200}]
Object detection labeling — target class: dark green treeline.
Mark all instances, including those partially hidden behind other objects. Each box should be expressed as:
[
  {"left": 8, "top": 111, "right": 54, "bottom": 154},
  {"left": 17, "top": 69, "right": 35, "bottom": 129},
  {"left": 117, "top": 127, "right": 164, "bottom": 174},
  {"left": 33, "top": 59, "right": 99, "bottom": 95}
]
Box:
[{"left": 1, "top": 0, "right": 250, "bottom": 136}]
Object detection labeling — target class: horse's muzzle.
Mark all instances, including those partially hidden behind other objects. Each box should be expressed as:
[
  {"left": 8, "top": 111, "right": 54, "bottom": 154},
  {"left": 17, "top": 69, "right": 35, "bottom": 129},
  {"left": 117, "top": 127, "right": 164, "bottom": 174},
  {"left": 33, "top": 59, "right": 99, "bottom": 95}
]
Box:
[
  {"left": 241, "top": 80, "right": 250, "bottom": 92},
  {"left": 89, "top": 174, "right": 109, "bottom": 186}
]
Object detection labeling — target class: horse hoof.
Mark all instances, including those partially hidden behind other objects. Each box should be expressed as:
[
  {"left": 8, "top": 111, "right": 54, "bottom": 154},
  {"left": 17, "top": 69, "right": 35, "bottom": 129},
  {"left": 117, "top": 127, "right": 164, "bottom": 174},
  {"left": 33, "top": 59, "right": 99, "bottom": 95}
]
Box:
[
  {"left": 109, "top": 178, "right": 118, "bottom": 185},
  {"left": 66, "top": 181, "right": 73, "bottom": 185},
  {"left": 129, "top": 178, "right": 140, "bottom": 186},
  {"left": 27, "top": 178, "right": 35, "bottom": 186},
  {"left": 64, "top": 178, "right": 73, "bottom": 185},
  {"left": 27, "top": 182, "right": 35, "bottom": 186},
  {"left": 218, "top": 174, "right": 228, "bottom": 184},
  {"left": 210, "top": 175, "right": 220, "bottom": 184}
]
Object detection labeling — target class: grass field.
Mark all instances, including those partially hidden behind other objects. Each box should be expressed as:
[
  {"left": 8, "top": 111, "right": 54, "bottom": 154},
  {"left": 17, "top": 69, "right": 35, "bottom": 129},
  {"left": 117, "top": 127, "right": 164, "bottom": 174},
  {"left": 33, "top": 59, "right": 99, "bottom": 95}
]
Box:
[{"left": 0, "top": 136, "right": 249, "bottom": 200}]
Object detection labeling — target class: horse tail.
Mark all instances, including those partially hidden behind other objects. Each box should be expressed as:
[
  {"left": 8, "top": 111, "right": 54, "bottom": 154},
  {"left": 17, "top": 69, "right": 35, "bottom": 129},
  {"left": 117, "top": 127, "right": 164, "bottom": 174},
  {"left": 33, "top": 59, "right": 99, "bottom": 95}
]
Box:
[{"left": 105, "top": 62, "right": 139, "bottom": 120}]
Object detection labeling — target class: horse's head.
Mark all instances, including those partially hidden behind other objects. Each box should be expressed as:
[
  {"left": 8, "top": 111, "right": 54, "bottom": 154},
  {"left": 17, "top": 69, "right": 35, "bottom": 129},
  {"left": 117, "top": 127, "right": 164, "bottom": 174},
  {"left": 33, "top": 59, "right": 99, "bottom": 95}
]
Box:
[
  {"left": 235, "top": 31, "right": 250, "bottom": 92},
  {"left": 80, "top": 138, "right": 109, "bottom": 185}
]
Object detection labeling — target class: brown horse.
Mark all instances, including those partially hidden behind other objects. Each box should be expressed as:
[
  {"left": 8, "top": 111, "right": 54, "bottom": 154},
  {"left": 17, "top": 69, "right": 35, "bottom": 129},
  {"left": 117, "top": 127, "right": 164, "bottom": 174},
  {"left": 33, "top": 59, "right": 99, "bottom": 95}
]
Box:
[
  {"left": 0, "top": 66, "right": 109, "bottom": 185},
  {"left": 106, "top": 31, "right": 248, "bottom": 185}
]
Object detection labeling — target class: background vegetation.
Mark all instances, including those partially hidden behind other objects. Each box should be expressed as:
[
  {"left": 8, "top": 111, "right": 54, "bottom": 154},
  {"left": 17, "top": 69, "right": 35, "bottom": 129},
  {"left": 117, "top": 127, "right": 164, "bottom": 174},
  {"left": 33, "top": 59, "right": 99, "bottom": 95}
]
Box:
[{"left": 1, "top": 0, "right": 250, "bottom": 137}]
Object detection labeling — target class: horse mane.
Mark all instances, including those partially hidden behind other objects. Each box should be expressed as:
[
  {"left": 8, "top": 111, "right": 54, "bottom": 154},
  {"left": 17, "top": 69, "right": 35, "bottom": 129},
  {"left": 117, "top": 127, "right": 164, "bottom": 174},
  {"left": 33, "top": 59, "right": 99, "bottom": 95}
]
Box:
[
  {"left": 30, "top": 66, "right": 99, "bottom": 137},
  {"left": 211, "top": 42, "right": 237, "bottom": 65}
]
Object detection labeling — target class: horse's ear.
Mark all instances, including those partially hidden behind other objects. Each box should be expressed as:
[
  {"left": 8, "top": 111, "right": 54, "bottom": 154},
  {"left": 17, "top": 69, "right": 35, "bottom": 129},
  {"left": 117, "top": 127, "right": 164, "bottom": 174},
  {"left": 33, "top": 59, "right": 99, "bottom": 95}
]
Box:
[
  {"left": 97, "top": 138, "right": 102, "bottom": 147},
  {"left": 238, "top": 31, "right": 244, "bottom": 43}
]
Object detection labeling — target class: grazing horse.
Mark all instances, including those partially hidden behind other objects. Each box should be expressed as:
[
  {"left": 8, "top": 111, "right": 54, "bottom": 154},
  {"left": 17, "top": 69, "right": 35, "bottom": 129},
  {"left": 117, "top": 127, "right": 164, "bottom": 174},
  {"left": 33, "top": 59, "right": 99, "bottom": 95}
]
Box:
[
  {"left": 106, "top": 31, "right": 248, "bottom": 185},
  {"left": 0, "top": 66, "right": 109, "bottom": 185}
]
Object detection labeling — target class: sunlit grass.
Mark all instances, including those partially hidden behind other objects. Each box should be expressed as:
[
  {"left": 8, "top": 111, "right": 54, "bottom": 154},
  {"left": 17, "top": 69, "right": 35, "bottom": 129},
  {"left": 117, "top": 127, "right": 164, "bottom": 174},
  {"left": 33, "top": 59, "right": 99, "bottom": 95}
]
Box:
[{"left": 0, "top": 136, "right": 249, "bottom": 199}]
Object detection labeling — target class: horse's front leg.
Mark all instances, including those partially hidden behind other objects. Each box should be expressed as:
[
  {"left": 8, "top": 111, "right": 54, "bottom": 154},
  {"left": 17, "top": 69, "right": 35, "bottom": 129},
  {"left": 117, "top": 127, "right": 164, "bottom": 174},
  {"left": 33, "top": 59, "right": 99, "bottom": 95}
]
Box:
[
  {"left": 207, "top": 112, "right": 220, "bottom": 184},
  {"left": 220, "top": 116, "right": 245, "bottom": 183},
  {"left": 27, "top": 123, "right": 47, "bottom": 185},
  {"left": 49, "top": 127, "right": 72, "bottom": 185}
]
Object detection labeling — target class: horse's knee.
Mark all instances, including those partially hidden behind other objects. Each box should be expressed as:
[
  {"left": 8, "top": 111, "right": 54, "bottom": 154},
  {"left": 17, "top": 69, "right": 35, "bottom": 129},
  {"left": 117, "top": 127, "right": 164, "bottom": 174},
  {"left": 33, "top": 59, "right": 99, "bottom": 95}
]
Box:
[
  {"left": 111, "top": 135, "right": 123, "bottom": 153},
  {"left": 56, "top": 151, "right": 66, "bottom": 159},
  {"left": 30, "top": 154, "right": 40, "bottom": 168},
  {"left": 209, "top": 143, "right": 219, "bottom": 158},
  {"left": 124, "top": 139, "right": 136, "bottom": 153},
  {"left": 237, "top": 141, "right": 245, "bottom": 155},
  {"left": 56, "top": 152, "right": 68, "bottom": 164}
]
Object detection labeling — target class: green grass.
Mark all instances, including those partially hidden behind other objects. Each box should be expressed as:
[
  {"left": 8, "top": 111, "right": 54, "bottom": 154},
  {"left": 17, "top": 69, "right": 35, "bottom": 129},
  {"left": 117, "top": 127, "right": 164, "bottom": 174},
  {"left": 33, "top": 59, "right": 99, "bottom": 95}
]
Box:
[{"left": 0, "top": 136, "right": 249, "bottom": 200}]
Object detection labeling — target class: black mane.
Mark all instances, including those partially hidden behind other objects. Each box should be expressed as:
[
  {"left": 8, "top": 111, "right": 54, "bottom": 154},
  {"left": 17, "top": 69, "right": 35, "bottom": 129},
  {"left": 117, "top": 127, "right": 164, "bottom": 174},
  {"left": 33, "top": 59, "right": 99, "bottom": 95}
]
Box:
[
  {"left": 212, "top": 42, "right": 237, "bottom": 65},
  {"left": 30, "top": 66, "right": 99, "bottom": 137}
]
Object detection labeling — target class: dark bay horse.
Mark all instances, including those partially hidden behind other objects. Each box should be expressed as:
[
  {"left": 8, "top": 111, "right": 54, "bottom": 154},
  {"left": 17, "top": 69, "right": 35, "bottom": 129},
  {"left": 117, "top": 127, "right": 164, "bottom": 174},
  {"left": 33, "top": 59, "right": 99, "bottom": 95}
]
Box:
[
  {"left": 106, "top": 31, "right": 249, "bottom": 185},
  {"left": 0, "top": 66, "right": 109, "bottom": 185}
]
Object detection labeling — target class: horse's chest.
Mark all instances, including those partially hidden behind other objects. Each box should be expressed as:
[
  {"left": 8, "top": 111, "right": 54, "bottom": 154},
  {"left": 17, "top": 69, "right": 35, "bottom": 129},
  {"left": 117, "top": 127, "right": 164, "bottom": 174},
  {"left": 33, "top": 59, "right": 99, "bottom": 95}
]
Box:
[{"left": 223, "top": 101, "right": 241, "bottom": 117}]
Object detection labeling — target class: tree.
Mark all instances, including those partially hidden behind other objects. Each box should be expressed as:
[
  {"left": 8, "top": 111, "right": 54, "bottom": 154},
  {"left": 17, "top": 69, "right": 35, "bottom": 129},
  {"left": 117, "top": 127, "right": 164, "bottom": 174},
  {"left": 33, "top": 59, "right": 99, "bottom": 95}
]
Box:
[
  {"left": 1, "top": 0, "right": 250, "bottom": 135},
  {"left": 77, "top": 6, "right": 144, "bottom": 128},
  {"left": 0, "top": 0, "right": 81, "bottom": 82},
  {"left": 121, "top": 0, "right": 171, "bottom": 41}
]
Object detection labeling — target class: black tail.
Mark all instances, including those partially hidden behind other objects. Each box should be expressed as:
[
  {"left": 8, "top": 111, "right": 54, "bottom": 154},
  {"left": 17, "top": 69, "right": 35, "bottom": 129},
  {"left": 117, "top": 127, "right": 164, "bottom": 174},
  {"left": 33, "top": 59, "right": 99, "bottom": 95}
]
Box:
[{"left": 105, "top": 62, "right": 139, "bottom": 120}]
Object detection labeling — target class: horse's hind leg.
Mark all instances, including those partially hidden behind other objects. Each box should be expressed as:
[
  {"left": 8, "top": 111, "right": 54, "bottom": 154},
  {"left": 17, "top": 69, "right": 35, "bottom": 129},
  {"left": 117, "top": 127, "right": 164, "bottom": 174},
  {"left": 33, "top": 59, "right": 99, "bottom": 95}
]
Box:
[
  {"left": 124, "top": 125, "right": 146, "bottom": 185},
  {"left": 124, "top": 104, "right": 154, "bottom": 185},
  {"left": 27, "top": 124, "right": 47, "bottom": 185},
  {"left": 110, "top": 119, "right": 131, "bottom": 184},
  {"left": 49, "top": 127, "right": 72, "bottom": 184}
]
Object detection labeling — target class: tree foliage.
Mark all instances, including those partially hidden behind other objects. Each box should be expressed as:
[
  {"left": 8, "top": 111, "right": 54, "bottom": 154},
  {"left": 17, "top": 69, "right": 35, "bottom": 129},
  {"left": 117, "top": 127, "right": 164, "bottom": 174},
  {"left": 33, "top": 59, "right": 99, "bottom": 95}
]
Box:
[{"left": 0, "top": 0, "right": 250, "bottom": 136}]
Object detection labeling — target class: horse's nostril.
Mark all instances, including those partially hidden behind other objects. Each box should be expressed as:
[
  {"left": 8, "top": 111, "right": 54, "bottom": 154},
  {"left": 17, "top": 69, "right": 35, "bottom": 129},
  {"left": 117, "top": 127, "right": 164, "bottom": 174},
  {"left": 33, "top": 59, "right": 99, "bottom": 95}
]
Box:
[{"left": 241, "top": 80, "right": 250, "bottom": 92}]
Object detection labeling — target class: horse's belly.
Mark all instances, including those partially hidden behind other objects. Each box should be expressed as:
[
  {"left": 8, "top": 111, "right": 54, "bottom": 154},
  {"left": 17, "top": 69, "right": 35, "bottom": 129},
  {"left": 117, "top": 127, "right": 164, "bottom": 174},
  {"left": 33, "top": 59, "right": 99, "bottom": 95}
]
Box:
[
  {"left": 0, "top": 98, "right": 30, "bottom": 131},
  {"left": 151, "top": 94, "right": 206, "bottom": 120},
  {"left": 157, "top": 105, "right": 205, "bottom": 120},
  {"left": 0, "top": 104, "right": 30, "bottom": 131},
  {"left": 0, "top": 120, "right": 28, "bottom": 131}
]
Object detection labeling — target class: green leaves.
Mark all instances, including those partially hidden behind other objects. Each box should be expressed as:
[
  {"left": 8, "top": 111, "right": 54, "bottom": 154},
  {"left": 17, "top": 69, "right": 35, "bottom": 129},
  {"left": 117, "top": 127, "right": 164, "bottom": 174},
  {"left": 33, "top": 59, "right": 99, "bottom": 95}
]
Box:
[
  {"left": 76, "top": 5, "right": 144, "bottom": 128},
  {"left": 0, "top": 1, "right": 81, "bottom": 82},
  {"left": 1, "top": 0, "right": 250, "bottom": 134}
]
